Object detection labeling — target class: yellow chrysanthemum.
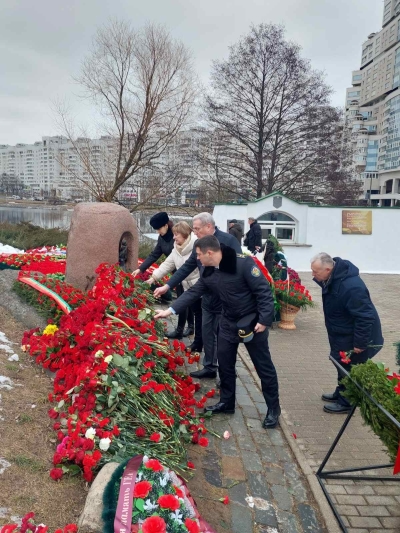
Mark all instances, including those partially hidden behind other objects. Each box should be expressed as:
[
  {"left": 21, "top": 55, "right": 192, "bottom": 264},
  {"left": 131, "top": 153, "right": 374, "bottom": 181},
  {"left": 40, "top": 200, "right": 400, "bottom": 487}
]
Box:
[{"left": 43, "top": 324, "right": 59, "bottom": 336}]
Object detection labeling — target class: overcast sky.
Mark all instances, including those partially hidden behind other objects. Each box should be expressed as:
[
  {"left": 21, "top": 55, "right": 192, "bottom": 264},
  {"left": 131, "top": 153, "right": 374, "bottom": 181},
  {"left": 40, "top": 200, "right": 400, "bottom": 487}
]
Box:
[{"left": 0, "top": 0, "right": 383, "bottom": 146}]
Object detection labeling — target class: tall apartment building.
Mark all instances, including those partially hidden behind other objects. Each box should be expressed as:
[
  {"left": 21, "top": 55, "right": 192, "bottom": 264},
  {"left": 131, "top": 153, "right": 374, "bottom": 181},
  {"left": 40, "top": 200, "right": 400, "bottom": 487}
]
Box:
[
  {"left": 0, "top": 129, "right": 227, "bottom": 205},
  {"left": 345, "top": 0, "right": 400, "bottom": 206},
  {"left": 0, "top": 135, "right": 114, "bottom": 200}
]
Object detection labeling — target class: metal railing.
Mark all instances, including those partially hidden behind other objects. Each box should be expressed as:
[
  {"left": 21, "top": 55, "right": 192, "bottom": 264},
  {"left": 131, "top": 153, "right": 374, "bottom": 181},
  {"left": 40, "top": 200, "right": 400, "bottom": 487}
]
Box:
[{"left": 316, "top": 356, "right": 400, "bottom": 532}]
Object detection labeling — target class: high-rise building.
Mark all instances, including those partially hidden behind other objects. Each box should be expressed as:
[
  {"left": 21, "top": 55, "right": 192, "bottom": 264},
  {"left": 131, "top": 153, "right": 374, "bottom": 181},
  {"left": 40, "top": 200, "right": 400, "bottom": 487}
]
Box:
[
  {"left": 0, "top": 130, "right": 211, "bottom": 204},
  {"left": 345, "top": 0, "right": 400, "bottom": 206}
]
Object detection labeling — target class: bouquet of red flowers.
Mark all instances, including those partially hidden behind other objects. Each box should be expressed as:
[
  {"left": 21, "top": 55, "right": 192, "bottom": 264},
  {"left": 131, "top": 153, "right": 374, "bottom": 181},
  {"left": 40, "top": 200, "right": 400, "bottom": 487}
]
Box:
[{"left": 274, "top": 280, "right": 314, "bottom": 310}]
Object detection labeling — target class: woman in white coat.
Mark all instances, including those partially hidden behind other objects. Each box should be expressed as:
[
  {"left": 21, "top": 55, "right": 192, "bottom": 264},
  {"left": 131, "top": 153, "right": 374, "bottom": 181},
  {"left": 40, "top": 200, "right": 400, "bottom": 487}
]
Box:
[{"left": 147, "top": 221, "right": 203, "bottom": 352}]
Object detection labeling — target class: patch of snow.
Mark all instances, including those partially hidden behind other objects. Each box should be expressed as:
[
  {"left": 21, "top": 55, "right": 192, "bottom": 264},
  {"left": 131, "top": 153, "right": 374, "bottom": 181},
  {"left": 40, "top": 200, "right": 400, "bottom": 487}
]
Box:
[
  {"left": 0, "top": 332, "right": 15, "bottom": 344},
  {"left": 0, "top": 243, "right": 24, "bottom": 253},
  {"left": 7, "top": 354, "right": 19, "bottom": 362},
  {"left": 0, "top": 344, "right": 14, "bottom": 353},
  {"left": 0, "top": 376, "right": 13, "bottom": 390},
  {"left": 0, "top": 458, "right": 11, "bottom": 474}
]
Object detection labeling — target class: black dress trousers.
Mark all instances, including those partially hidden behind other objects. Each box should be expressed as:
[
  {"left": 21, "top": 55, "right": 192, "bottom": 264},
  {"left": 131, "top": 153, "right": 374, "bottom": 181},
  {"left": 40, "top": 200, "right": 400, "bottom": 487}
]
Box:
[{"left": 217, "top": 328, "right": 279, "bottom": 410}]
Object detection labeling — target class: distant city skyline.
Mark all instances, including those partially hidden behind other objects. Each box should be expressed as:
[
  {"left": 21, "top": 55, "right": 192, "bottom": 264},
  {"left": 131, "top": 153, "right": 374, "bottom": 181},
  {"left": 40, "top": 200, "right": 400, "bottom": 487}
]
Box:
[{"left": 0, "top": 0, "right": 382, "bottom": 145}]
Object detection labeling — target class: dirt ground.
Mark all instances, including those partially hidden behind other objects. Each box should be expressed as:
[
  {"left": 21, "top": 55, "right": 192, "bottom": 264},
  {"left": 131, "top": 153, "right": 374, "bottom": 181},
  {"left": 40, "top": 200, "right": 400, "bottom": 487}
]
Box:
[{"left": 0, "top": 308, "right": 87, "bottom": 529}]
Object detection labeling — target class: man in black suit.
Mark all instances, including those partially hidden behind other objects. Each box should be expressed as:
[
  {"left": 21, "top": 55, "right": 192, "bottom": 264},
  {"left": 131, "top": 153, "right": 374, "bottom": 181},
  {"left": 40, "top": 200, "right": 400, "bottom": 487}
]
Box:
[
  {"left": 155, "top": 235, "right": 280, "bottom": 429},
  {"left": 154, "top": 212, "right": 241, "bottom": 378}
]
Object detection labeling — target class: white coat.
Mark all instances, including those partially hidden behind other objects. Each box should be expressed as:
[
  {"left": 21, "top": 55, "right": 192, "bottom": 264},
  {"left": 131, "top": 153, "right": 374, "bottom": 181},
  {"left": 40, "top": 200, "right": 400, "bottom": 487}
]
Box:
[{"left": 150, "top": 233, "right": 200, "bottom": 290}]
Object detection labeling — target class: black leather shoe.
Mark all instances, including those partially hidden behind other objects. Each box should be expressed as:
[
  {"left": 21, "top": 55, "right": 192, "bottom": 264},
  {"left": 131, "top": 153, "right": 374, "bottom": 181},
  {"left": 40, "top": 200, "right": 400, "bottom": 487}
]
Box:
[
  {"left": 204, "top": 402, "right": 235, "bottom": 414},
  {"left": 188, "top": 341, "right": 203, "bottom": 353},
  {"left": 262, "top": 407, "right": 281, "bottom": 429},
  {"left": 321, "top": 392, "right": 340, "bottom": 403},
  {"left": 323, "top": 403, "right": 352, "bottom": 414},
  {"left": 190, "top": 368, "right": 217, "bottom": 379},
  {"left": 166, "top": 328, "right": 183, "bottom": 339},
  {"left": 183, "top": 326, "right": 194, "bottom": 337}
]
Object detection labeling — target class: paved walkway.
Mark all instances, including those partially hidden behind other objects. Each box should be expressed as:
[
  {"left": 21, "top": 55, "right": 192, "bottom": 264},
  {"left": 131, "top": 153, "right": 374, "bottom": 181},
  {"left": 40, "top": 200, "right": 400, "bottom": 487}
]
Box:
[
  {"left": 238, "top": 272, "right": 400, "bottom": 533},
  {"left": 165, "top": 312, "right": 327, "bottom": 533}
]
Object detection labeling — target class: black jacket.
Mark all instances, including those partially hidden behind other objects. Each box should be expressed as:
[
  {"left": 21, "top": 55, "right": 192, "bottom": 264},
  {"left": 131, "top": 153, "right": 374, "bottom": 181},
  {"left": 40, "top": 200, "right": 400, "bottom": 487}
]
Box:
[
  {"left": 244, "top": 221, "right": 262, "bottom": 252},
  {"left": 314, "top": 257, "right": 383, "bottom": 359},
  {"left": 165, "top": 227, "right": 242, "bottom": 313},
  {"left": 139, "top": 228, "right": 174, "bottom": 272},
  {"left": 172, "top": 246, "right": 275, "bottom": 342},
  {"left": 229, "top": 223, "right": 243, "bottom": 244}
]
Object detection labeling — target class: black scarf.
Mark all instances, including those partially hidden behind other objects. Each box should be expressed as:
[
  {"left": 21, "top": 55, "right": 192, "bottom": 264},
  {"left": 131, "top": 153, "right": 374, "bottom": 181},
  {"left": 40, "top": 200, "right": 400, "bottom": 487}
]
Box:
[{"left": 160, "top": 227, "right": 174, "bottom": 243}]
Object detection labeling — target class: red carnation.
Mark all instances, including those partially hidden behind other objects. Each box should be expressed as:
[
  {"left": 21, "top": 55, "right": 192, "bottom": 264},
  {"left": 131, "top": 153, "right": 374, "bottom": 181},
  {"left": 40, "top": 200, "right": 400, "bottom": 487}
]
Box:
[
  {"left": 145, "top": 458, "right": 163, "bottom": 471},
  {"left": 185, "top": 518, "right": 200, "bottom": 533},
  {"left": 141, "top": 516, "right": 167, "bottom": 533},
  {"left": 199, "top": 437, "right": 209, "bottom": 447},
  {"left": 50, "top": 468, "right": 63, "bottom": 481},
  {"left": 158, "top": 494, "right": 180, "bottom": 511},
  {"left": 133, "top": 480, "right": 152, "bottom": 499},
  {"left": 150, "top": 432, "right": 161, "bottom": 443},
  {"left": 136, "top": 427, "right": 146, "bottom": 438},
  {"left": 187, "top": 461, "right": 195, "bottom": 469},
  {"left": 173, "top": 485, "right": 184, "bottom": 498}
]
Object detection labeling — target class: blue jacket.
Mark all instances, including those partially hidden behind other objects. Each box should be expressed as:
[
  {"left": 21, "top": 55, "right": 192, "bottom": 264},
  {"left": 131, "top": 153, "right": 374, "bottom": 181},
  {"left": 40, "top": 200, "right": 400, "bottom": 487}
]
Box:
[
  {"left": 165, "top": 227, "right": 242, "bottom": 313},
  {"left": 314, "top": 257, "right": 383, "bottom": 360}
]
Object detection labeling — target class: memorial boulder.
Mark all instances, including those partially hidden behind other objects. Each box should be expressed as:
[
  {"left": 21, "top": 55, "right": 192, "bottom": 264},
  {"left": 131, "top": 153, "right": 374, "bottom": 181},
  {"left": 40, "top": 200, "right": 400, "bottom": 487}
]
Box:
[{"left": 66, "top": 202, "right": 138, "bottom": 291}]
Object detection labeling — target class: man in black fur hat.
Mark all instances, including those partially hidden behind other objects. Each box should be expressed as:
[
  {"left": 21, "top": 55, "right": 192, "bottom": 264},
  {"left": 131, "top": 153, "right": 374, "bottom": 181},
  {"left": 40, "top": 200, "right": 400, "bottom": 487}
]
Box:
[{"left": 154, "top": 235, "right": 281, "bottom": 429}]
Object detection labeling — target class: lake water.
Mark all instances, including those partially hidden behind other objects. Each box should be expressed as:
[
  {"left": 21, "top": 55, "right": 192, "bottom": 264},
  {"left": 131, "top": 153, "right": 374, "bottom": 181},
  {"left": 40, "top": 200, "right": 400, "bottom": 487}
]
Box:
[{"left": 0, "top": 205, "right": 192, "bottom": 240}]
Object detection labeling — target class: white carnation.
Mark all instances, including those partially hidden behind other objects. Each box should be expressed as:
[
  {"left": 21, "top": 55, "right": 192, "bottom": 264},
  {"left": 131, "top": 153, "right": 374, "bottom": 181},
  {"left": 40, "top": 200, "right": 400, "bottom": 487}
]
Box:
[{"left": 99, "top": 437, "right": 111, "bottom": 451}]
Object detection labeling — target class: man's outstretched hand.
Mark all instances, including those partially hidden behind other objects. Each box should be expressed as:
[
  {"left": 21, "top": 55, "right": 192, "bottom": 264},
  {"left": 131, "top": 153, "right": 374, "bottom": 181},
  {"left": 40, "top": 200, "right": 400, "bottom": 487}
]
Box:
[
  {"left": 154, "top": 309, "right": 173, "bottom": 319},
  {"left": 154, "top": 285, "right": 170, "bottom": 298}
]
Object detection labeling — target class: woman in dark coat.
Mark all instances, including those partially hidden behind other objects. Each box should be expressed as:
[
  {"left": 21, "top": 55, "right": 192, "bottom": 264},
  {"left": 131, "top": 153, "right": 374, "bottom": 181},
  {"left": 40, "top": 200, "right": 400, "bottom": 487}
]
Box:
[
  {"left": 132, "top": 211, "right": 194, "bottom": 338},
  {"left": 132, "top": 212, "right": 175, "bottom": 275}
]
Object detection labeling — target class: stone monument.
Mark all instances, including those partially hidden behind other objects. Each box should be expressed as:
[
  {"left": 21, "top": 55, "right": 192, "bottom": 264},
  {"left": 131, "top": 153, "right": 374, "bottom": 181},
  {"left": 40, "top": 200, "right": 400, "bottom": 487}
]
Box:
[{"left": 65, "top": 202, "right": 138, "bottom": 291}]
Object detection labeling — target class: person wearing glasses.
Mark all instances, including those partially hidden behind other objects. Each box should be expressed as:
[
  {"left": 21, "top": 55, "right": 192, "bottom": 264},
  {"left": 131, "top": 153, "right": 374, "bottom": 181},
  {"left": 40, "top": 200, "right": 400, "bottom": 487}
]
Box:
[{"left": 154, "top": 213, "right": 241, "bottom": 379}]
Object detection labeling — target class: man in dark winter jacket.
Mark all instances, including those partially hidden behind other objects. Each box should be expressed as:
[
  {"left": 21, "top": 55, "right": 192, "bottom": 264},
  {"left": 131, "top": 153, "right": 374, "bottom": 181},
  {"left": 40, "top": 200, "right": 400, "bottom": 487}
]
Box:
[
  {"left": 154, "top": 212, "right": 242, "bottom": 378},
  {"left": 244, "top": 217, "right": 262, "bottom": 253},
  {"left": 154, "top": 235, "right": 281, "bottom": 429},
  {"left": 228, "top": 220, "right": 243, "bottom": 244},
  {"left": 312, "top": 253, "right": 384, "bottom": 414}
]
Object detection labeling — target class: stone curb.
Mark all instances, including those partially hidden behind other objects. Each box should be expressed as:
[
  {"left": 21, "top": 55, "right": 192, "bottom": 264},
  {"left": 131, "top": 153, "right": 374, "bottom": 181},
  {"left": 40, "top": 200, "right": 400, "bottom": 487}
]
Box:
[{"left": 238, "top": 344, "right": 341, "bottom": 533}]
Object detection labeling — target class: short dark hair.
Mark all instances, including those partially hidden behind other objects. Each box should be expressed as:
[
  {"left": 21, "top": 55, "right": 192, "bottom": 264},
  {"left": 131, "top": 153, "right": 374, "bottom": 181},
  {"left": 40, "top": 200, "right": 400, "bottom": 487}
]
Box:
[{"left": 195, "top": 235, "right": 220, "bottom": 253}]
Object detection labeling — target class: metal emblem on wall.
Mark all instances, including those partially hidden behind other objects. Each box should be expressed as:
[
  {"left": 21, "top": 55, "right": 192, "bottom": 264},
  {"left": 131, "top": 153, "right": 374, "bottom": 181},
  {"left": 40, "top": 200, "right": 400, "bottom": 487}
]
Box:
[{"left": 273, "top": 196, "right": 282, "bottom": 209}]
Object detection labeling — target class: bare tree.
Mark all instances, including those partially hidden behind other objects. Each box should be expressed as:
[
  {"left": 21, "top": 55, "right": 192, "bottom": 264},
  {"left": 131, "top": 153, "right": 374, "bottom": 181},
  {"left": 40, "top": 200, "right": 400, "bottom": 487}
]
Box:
[
  {"left": 56, "top": 21, "right": 197, "bottom": 203},
  {"left": 205, "top": 23, "right": 350, "bottom": 201}
]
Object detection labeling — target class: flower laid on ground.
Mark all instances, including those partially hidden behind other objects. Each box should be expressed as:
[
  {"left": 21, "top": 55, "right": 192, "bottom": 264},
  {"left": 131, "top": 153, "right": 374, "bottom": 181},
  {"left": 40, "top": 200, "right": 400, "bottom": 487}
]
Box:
[
  {"left": 0, "top": 245, "right": 66, "bottom": 272},
  {"left": 102, "top": 456, "right": 214, "bottom": 533},
  {"left": 42, "top": 324, "right": 59, "bottom": 335},
  {"left": 19, "top": 263, "right": 216, "bottom": 482},
  {"left": 219, "top": 496, "right": 230, "bottom": 505},
  {"left": 0, "top": 513, "right": 77, "bottom": 533},
  {"left": 274, "top": 279, "right": 314, "bottom": 310}
]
